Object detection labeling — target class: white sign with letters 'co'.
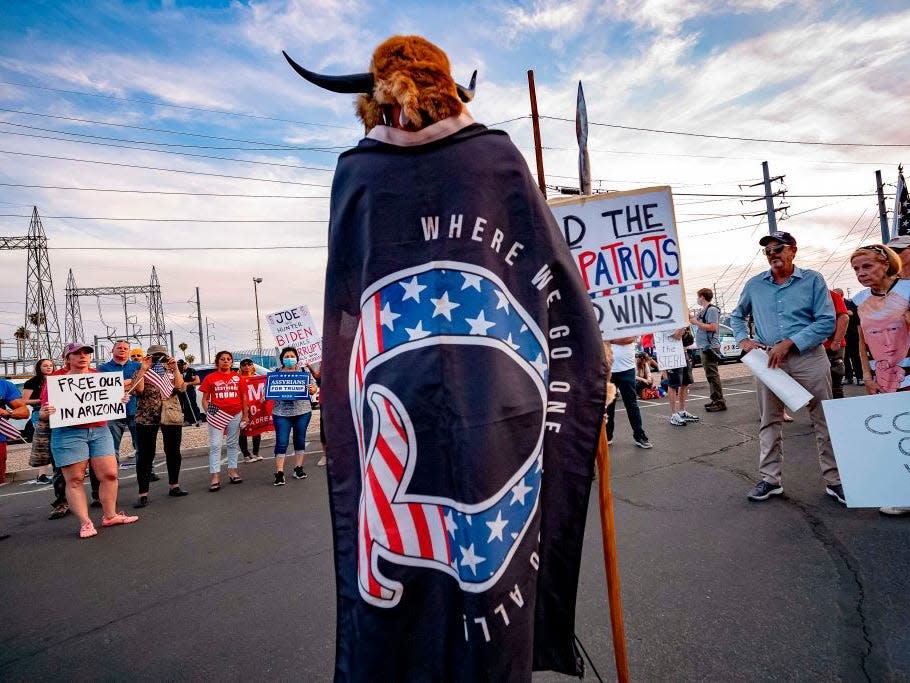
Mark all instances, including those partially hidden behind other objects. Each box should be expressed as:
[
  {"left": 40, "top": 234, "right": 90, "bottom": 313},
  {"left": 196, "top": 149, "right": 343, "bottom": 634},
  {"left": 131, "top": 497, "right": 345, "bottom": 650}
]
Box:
[
  {"left": 266, "top": 304, "right": 322, "bottom": 365},
  {"left": 549, "top": 186, "right": 688, "bottom": 339},
  {"left": 46, "top": 372, "right": 126, "bottom": 428},
  {"left": 823, "top": 392, "right": 910, "bottom": 508}
]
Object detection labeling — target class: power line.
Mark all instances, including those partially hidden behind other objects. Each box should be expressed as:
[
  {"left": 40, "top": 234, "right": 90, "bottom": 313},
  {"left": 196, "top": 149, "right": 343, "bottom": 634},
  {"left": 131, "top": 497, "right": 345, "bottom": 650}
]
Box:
[
  {"left": 539, "top": 114, "right": 910, "bottom": 148},
  {"left": 0, "top": 213, "right": 326, "bottom": 224},
  {"left": 0, "top": 149, "right": 331, "bottom": 186},
  {"left": 41, "top": 245, "right": 327, "bottom": 251},
  {"left": 0, "top": 182, "right": 329, "bottom": 199},
  {"left": 0, "top": 80, "right": 360, "bottom": 131}
]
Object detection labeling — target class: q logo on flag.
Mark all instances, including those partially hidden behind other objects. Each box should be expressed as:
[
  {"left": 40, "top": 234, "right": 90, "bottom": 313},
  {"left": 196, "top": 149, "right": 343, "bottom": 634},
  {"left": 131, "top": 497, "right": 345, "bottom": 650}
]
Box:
[{"left": 350, "top": 261, "right": 549, "bottom": 608}]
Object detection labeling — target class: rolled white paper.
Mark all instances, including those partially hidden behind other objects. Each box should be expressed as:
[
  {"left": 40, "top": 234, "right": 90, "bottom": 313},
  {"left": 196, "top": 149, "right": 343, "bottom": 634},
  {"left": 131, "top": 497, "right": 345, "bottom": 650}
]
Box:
[{"left": 741, "top": 348, "right": 813, "bottom": 412}]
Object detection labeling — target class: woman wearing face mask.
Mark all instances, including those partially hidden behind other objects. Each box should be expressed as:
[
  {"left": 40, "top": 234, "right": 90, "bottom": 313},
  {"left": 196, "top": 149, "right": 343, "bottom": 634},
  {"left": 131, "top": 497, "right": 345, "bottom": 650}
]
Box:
[
  {"left": 199, "top": 350, "right": 243, "bottom": 491},
  {"left": 260, "top": 347, "right": 317, "bottom": 486}
]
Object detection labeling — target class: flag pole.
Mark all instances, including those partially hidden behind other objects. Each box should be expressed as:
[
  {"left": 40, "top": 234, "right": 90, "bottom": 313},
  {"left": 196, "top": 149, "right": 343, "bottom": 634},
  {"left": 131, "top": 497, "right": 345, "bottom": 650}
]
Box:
[{"left": 595, "top": 423, "right": 630, "bottom": 682}]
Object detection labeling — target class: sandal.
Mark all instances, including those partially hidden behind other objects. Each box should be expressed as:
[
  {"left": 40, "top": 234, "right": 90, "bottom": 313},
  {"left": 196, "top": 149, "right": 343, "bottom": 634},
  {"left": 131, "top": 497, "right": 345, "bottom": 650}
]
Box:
[
  {"left": 229, "top": 476, "right": 243, "bottom": 485},
  {"left": 101, "top": 512, "right": 139, "bottom": 527},
  {"left": 79, "top": 521, "right": 98, "bottom": 539},
  {"left": 209, "top": 482, "right": 221, "bottom": 492}
]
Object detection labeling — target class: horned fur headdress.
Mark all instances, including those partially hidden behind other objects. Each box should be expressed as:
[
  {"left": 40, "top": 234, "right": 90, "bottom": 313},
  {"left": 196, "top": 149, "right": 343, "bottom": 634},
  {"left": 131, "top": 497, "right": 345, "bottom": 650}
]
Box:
[{"left": 283, "top": 35, "right": 475, "bottom": 133}]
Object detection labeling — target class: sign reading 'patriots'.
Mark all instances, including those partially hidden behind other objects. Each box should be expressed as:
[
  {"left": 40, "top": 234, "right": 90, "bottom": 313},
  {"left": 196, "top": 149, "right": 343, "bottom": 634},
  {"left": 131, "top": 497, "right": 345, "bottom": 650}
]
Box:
[
  {"left": 549, "top": 186, "right": 689, "bottom": 337},
  {"left": 322, "top": 122, "right": 606, "bottom": 681}
]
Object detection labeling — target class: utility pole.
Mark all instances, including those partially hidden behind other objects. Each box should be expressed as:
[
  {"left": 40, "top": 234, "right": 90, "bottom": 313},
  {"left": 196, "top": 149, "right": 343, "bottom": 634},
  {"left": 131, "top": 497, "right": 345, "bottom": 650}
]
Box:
[
  {"left": 744, "top": 162, "right": 788, "bottom": 233},
  {"left": 195, "top": 287, "right": 206, "bottom": 364},
  {"left": 253, "top": 277, "right": 263, "bottom": 355},
  {"left": 205, "top": 316, "right": 215, "bottom": 363},
  {"left": 527, "top": 70, "right": 546, "bottom": 197},
  {"left": 875, "top": 170, "right": 890, "bottom": 243}
]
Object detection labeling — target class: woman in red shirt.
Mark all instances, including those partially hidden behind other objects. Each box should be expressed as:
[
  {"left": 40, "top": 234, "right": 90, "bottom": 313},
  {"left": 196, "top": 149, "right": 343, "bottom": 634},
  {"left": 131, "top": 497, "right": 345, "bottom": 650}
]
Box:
[{"left": 199, "top": 350, "right": 244, "bottom": 491}]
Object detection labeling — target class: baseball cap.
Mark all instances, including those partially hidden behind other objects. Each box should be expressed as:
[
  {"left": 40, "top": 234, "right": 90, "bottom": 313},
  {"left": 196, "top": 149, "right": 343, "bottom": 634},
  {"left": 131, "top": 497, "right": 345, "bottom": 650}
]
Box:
[
  {"left": 63, "top": 342, "right": 93, "bottom": 357},
  {"left": 887, "top": 234, "right": 910, "bottom": 251},
  {"left": 759, "top": 231, "right": 797, "bottom": 247}
]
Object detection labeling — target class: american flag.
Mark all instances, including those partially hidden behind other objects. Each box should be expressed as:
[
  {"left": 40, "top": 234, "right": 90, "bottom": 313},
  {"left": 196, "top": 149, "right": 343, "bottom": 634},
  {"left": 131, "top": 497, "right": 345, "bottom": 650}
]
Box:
[
  {"left": 894, "top": 164, "right": 909, "bottom": 237},
  {"left": 143, "top": 363, "right": 174, "bottom": 397},
  {"left": 206, "top": 404, "right": 234, "bottom": 433},
  {"left": 350, "top": 263, "right": 546, "bottom": 607},
  {"left": 0, "top": 417, "right": 21, "bottom": 441}
]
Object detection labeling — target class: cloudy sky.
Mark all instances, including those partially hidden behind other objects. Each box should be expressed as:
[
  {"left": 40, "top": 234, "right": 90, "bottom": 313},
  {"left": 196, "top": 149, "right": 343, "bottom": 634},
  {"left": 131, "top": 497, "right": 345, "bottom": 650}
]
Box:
[{"left": 1, "top": 0, "right": 908, "bottom": 361}]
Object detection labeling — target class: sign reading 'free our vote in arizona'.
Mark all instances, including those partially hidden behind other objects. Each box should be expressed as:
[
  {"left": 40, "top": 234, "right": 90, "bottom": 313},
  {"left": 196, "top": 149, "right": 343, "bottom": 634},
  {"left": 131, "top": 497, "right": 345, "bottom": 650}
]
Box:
[
  {"left": 549, "top": 187, "right": 688, "bottom": 338},
  {"left": 46, "top": 372, "right": 126, "bottom": 428}
]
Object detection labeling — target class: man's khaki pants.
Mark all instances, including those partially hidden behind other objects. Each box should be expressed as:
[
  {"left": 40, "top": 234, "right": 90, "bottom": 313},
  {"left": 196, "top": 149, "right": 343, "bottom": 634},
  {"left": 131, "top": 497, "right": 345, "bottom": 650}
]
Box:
[{"left": 755, "top": 345, "right": 840, "bottom": 486}]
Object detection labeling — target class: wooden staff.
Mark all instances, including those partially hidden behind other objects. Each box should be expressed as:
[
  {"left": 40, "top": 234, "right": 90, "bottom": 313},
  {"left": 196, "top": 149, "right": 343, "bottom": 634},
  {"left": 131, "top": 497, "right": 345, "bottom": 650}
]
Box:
[
  {"left": 527, "top": 69, "right": 547, "bottom": 196},
  {"left": 596, "top": 422, "right": 630, "bottom": 682}
]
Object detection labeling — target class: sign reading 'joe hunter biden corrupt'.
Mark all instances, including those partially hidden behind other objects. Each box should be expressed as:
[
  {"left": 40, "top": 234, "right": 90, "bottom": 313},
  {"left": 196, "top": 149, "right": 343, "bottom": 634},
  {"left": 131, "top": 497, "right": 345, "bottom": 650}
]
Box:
[{"left": 549, "top": 186, "right": 688, "bottom": 338}]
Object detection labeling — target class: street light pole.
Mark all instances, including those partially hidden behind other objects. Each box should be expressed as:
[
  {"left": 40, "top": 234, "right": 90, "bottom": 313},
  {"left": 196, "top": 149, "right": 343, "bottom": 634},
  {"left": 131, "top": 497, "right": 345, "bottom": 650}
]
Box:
[{"left": 253, "top": 277, "right": 263, "bottom": 355}]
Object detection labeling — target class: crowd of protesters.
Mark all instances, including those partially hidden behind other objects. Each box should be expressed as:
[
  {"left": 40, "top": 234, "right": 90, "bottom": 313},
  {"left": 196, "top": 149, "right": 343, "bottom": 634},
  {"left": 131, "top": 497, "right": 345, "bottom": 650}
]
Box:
[{"left": 2, "top": 233, "right": 908, "bottom": 539}]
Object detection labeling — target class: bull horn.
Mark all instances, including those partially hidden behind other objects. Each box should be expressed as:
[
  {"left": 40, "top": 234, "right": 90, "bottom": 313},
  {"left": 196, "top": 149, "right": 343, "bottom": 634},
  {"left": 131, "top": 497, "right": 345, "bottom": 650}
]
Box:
[
  {"left": 282, "top": 51, "right": 375, "bottom": 94},
  {"left": 456, "top": 70, "right": 477, "bottom": 103}
]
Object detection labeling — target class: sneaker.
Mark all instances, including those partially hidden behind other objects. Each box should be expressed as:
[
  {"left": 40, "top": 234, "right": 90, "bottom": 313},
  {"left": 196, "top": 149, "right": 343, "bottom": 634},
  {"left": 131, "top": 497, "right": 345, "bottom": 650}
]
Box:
[
  {"left": 316, "top": 455, "right": 326, "bottom": 467},
  {"left": 119, "top": 462, "right": 136, "bottom": 469},
  {"left": 149, "top": 471, "right": 160, "bottom": 482},
  {"left": 679, "top": 411, "right": 699, "bottom": 423},
  {"left": 36, "top": 474, "right": 52, "bottom": 485},
  {"left": 879, "top": 507, "right": 910, "bottom": 516},
  {"left": 273, "top": 471, "right": 286, "bottom": 486},
  {"left": 48, "top": 503, "right": 70, "bottom": 520},
  {"left": 250, "top": 454, "right": 264, "bottom": 462},
  {"left": 825, "top": 484, "right": 847, "bottom": 505},
  {"left": 855, "top": 378, "right": 864, "bottom": 386},
  {"left": 607, "top": 438, "right": 614, "bottom": 445},
  {"left": 669, "top": 414, "right": 687, "bottom": 427},
  {"left": 102, "top": 512, "right": 139, "bottom": 527},
  {"left": 79, "top": 521, "right": 98, "bottom": 539},
  {"left": 242, "top": 454, "right": 255, "bottom": 463},
  {"left": 705, "top": 403, "right": 727, "bottom": 412},
  {"left": 633, "top": 437, "right": 653, "bottom": 449},
  {"left": 293, "top": 466, "right": 308, "bottom": 480},
  {"left": 748, "top": 480, "right": 783, "bottom": 501}
]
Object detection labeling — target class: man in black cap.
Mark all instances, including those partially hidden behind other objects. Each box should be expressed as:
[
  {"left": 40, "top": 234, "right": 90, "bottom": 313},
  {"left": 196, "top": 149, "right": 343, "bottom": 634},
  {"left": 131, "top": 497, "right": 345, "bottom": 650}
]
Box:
[{"left": 730, "top": 231, "right": 843, "bottom": 505}]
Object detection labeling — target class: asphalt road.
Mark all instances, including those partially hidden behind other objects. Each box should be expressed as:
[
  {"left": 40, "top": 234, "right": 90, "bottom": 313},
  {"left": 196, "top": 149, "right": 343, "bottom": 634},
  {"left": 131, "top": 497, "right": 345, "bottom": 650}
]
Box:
[{"left": 1, "top": 378, "right": 908, "bottom": 681}]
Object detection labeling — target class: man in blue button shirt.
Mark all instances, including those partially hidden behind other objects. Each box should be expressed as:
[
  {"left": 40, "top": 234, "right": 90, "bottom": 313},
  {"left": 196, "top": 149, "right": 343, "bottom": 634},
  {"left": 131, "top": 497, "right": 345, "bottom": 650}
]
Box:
[{"left": 730, "top": 231, "right": 845, "bottom": 505}]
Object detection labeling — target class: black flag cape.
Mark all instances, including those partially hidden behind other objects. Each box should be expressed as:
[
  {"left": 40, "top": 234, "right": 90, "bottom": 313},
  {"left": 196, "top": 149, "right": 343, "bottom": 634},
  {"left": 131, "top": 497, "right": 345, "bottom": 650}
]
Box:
[{"left": 322, "top": 118, "right": 606, "bottom": 682}]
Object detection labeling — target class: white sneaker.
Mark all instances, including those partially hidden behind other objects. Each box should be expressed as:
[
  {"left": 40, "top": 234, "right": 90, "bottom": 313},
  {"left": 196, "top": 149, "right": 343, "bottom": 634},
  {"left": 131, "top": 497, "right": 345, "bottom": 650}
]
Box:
[
  {"left": 679, "top": 411, "right": 699, "bottom": 423},
  {"left": 879, "top": 507, "right": 910, "bottom": 516},
  {"left": 669, "top": 414, "right": 687, "bottom": 427},
  {"left": 317, "top": 455, "right": 326, "bottom": 467}
]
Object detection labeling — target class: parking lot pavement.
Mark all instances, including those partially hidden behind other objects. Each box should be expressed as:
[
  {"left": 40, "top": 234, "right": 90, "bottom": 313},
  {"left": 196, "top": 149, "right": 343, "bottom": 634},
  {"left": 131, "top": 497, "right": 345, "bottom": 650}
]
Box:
[{"left": 1, "top": 378, "right": 908, "bottom": 680}]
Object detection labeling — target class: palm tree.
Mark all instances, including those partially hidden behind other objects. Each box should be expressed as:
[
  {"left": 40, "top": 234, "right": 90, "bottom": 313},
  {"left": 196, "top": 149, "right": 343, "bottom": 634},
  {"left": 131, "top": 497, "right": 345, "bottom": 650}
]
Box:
[
  {"left": 185, "top": 353, "right": 196, "bottom": 364},
  {"left": 14, "top": 326, "right": 29, "bottom": 358},
  {"left": 178, "top": 342, "right": 188, "bottom": 357}
]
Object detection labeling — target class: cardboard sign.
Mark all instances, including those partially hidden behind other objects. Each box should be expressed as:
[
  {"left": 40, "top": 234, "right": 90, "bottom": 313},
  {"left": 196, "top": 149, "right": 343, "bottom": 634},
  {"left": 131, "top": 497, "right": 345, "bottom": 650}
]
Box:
[
  {"left": 266, "top": 304, "right": 322, "bottom": 364},
  {"left": 822, "top": 392, "right": 910, "bottom": 508},
  {"left": 242, "top": 375, "right": 273, "bottom": 436},
  {"left": 46, "top": 371, "right": 126, "bottom": 428},
  {"left": 654, "top": 331, "right": 687, "bottom": 371},
  {"left": 265, "top": 372, "right": 312, "bottom": 401},
  {"left": 549, "top": 186, "right": 687, "bottom": 338}
]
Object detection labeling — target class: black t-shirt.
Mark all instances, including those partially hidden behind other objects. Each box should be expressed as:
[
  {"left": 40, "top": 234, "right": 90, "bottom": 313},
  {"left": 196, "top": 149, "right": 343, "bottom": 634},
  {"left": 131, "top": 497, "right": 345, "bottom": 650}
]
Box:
[
  {"left": 23, "top": 375, "right": 44, "bottom": 396},
  {"left": 182, "top": 368, "right": 198, "bottom": 390}
]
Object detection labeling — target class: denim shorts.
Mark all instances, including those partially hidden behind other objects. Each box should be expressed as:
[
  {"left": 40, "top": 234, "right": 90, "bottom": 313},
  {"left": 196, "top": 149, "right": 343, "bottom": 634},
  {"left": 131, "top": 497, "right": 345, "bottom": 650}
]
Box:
[{"left": 50, "top": 426, "right": 116, "bottom": 467}]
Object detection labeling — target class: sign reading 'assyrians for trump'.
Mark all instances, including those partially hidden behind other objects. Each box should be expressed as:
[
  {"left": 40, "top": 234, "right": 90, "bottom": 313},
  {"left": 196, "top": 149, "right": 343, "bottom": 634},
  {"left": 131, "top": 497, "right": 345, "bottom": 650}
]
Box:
[
  {"left": 549, "top": 186, "right": 688, "bottom": 338},
  {"left": 266, "top": 305, "right": 322, "bottom": 364},
  {"left": 47, "top": 372, "right": 126, "bottom": 428}
]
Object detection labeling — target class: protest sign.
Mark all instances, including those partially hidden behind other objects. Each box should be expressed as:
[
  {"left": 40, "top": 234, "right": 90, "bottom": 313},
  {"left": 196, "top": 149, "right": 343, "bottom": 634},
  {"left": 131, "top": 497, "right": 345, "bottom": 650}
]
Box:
[
  {"left": 741, "top": 349, "right": 812, "bottom": 412},
  {"left": 242, "top": 375, "right": 273, "bottom": 436},
  {"left": 653, "top": 331, "right": 687, "bottom": 370},
  {"left": 549, "top": 186, "right": 688, "bottom": 338},
  {"left": 266, "top": 305, "right": 322, "bottom": 364},
  {"left": 823, "top": 392, "right": 910, "bottom": 508},
  {"left": 46, "top": 371, "right": 126, "bottom": 428},
  {"left": 265, "top": 372, "right": 312, "bottom": 401}
]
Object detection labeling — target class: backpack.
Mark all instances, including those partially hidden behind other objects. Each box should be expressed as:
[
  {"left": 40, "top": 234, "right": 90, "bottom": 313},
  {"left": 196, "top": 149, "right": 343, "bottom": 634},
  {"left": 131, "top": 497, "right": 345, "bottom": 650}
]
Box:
[{"left": 698, "top": 304, "right": 721, "bottom": 345}]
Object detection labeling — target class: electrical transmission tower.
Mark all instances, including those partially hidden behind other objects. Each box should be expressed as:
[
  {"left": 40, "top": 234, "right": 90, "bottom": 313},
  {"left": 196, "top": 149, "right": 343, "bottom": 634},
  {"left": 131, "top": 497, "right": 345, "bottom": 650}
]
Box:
[
  {"left": 65, "top": 267, "right": 168, "bottom": 346},
  {"left": 0, "top": 206, "right": 63, "bottom": 360}
]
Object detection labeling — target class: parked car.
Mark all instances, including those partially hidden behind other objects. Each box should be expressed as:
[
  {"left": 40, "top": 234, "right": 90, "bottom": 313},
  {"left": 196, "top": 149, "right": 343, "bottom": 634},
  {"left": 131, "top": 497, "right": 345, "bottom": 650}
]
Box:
[{"left": 688, "top": 323, "right": 743, "bottom": 366}]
